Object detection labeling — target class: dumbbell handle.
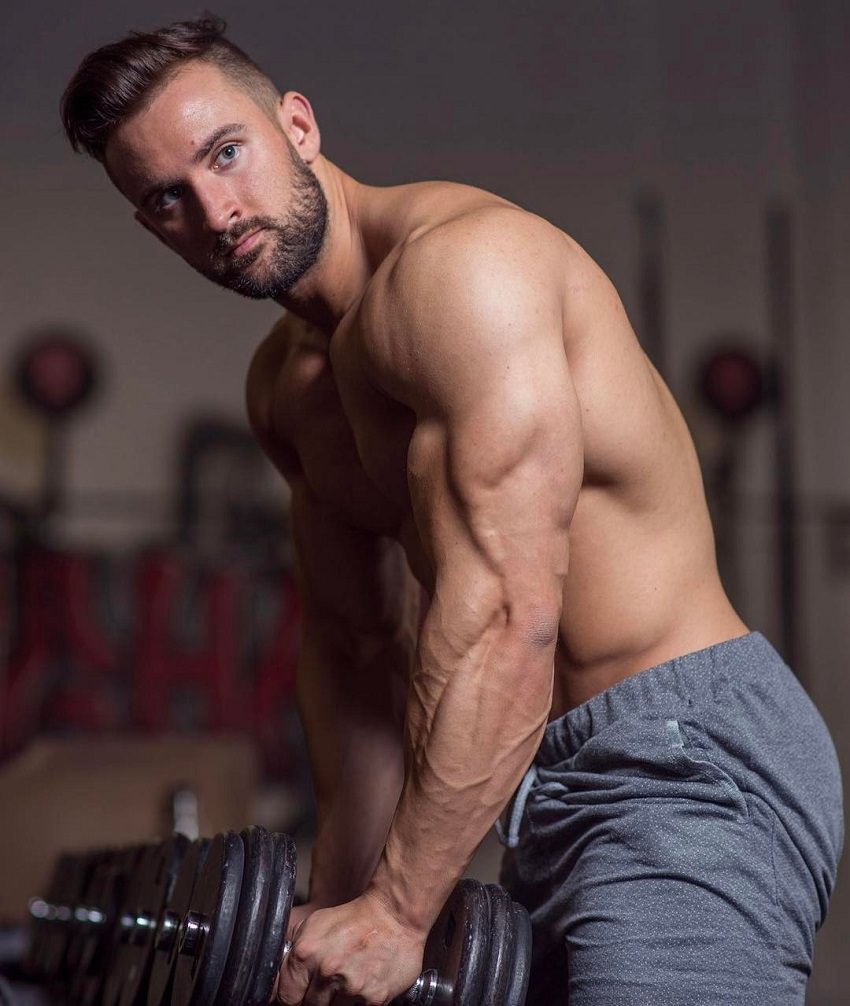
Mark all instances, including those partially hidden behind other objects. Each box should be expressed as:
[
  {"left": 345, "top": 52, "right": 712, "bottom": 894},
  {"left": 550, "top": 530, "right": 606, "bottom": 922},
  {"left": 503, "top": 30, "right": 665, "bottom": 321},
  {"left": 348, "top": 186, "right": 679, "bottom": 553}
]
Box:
[
  {"left": 396, "top": 968, "right": 441, "bottom": 1005},
  {"left": 280, "top": 943, "right": 446, "bottom": 1005}
]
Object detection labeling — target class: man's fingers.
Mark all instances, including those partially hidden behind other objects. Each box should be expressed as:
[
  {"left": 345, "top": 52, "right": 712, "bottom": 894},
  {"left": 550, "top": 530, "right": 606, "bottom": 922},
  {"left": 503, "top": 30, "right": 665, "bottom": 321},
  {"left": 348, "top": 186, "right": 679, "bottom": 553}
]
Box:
[
  {"left": 274, "top": 941, "right": 311, "bottom": 1004},
  {"left": 276, "top": 963, "right": 345, "bottom": 1006}
]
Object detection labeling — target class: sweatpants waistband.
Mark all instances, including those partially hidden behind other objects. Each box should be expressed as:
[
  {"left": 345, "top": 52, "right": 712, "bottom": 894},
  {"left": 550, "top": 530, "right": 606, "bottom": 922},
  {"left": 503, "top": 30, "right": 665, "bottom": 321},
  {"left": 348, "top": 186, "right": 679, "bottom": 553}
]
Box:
[{"left": 536, "top": 632, "right": 781, "bottom": 766}]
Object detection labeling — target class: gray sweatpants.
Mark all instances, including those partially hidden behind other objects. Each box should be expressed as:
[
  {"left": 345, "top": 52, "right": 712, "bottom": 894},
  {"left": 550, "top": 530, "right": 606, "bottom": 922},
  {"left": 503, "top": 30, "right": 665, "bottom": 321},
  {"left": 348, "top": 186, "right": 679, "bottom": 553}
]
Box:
[{"left": 499, "top": 633, "right": 843, "bottom": 1005}]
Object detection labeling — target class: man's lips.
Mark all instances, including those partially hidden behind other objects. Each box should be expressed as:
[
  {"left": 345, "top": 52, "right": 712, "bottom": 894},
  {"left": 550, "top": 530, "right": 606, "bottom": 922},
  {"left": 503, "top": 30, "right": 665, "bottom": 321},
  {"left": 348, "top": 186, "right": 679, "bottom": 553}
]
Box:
[{"left": 229, "top": 228, "right": 265, "bottom": 258}]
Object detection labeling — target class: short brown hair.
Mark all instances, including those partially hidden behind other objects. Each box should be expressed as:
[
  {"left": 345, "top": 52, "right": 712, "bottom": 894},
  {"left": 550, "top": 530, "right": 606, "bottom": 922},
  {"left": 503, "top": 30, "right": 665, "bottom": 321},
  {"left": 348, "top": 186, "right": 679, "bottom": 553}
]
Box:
[{"left": 61, "top": 14, "right": 279, "bottom": 162}]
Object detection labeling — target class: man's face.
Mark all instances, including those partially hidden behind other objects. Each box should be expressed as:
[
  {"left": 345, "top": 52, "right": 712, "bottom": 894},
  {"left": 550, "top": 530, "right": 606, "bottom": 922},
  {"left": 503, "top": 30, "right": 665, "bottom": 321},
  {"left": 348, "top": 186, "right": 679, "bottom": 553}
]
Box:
[{"left": 105, "top": 61, "right": 327, "bottom": 300}]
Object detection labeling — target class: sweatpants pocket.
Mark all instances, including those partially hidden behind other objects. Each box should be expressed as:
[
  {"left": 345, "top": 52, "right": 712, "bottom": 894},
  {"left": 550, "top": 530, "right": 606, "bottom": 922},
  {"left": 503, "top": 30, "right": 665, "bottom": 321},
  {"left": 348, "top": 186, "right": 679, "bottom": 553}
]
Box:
[{"left": 666, "top": 717, "right": 750, "bottom": 821}]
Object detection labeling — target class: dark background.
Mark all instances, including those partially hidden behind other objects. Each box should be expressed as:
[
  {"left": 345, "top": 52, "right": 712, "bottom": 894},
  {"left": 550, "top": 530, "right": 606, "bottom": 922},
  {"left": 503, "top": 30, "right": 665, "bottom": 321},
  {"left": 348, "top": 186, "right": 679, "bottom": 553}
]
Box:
[{"left": 0, "top": 2, "right": 847, "bottom": 1000}]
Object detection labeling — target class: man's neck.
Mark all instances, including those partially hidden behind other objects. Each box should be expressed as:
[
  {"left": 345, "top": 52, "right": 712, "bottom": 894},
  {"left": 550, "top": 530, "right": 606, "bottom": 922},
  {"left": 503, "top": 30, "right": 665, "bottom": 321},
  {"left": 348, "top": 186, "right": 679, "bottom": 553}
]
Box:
[{"left": 276, "top": 157, "right": 375, "bottom": 337}]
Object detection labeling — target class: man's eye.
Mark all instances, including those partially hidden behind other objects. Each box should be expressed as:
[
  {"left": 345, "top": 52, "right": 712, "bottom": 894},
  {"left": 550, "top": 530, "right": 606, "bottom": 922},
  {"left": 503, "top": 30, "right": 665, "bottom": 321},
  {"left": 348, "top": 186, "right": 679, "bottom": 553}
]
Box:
[
  {"left": 215, "top": 143, "right": 240, "bottom": 167},
  {"left": 158, "top": 186, "right": 183, "bottom": 210}
]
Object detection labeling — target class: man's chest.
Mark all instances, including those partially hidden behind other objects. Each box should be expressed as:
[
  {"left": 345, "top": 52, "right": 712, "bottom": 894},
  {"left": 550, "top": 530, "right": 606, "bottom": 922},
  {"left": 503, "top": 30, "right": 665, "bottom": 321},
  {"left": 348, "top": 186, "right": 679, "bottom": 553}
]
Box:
[{"left": 275, "top": 328, "right": 416, "bottom": 535}]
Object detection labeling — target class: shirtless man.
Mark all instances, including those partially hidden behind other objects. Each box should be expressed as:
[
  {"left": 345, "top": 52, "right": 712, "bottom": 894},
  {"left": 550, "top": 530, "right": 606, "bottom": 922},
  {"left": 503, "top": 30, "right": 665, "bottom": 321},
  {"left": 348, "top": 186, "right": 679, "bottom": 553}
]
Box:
[{"left": 62, "top": 17, "right": 842, "bottom": 1006}]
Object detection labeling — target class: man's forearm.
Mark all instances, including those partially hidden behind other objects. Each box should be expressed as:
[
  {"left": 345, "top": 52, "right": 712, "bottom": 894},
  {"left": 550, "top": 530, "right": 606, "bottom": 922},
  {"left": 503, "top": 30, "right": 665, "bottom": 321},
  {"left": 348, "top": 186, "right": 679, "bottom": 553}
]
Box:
[
  {"left": 366, "top": 603, "right": 556, "bottom": 931},
  {"left": 298, "top": 623, "right": 409, "bottom": 905}
]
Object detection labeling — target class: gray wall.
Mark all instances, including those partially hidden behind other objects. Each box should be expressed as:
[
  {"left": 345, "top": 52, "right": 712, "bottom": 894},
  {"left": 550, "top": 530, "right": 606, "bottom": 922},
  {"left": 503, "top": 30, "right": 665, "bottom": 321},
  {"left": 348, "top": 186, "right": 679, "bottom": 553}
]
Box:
[{"left": 1, "top": 1, "right": 847, "bottom": 999}]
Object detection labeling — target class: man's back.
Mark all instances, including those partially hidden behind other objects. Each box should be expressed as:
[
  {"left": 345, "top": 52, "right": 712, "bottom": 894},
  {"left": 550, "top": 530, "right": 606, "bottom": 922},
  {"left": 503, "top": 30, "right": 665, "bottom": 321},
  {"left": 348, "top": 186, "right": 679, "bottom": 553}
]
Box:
[{"left": 246, "top": 179, "right": 746, "bottom": 713}]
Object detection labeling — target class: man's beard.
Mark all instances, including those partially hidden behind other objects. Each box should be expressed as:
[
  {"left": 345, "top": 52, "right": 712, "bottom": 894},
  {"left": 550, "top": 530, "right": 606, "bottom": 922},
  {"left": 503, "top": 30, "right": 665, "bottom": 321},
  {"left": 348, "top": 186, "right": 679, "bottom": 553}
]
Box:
[{"left": 201, "top": 147, "right": 328, "bottom": 300}]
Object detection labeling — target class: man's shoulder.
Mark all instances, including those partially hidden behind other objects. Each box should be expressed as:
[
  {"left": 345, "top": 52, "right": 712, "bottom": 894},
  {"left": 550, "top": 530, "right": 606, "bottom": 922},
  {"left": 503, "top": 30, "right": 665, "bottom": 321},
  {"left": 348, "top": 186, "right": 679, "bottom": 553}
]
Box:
[
  {"left": 360, "top": 199, "right": 565, "bottom": 344},
  {"left": 403, "top": 198, "right": 555, "bottom": 267},
  {"left": 245, "top": 313, "right": 306, "bottom": 478}
]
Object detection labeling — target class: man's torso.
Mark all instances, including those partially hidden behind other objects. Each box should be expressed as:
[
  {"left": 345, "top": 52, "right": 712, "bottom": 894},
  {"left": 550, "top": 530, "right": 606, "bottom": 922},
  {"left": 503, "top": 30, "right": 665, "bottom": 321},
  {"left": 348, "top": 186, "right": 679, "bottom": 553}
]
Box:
[{"left": 248, "top": 181, "right": 746, "bottom": 713}]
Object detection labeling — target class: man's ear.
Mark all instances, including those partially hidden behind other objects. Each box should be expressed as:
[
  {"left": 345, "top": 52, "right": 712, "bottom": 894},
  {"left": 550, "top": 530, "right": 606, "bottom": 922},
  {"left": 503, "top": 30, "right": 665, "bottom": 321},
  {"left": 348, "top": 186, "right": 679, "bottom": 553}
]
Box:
[
  {"left": 134, "top": 210, "right": 172, "bottom": 250},
  {"left": 276, "top": 92, "right": 321, "bottom": 163}
]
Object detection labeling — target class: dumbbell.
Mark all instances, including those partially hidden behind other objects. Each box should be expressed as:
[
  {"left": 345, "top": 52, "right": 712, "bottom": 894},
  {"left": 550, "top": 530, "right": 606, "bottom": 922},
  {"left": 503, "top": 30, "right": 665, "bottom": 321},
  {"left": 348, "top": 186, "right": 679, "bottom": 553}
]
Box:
[
  {"left": 28, "top": 851, "right": 102, "bottom": 990},
  {"left": 280, "top": 879, "right": 532, "bottom": 1006},
  {"left": 26, "top": 847, "right": 143, "bottom": 1004},
  {"left": 102, "top": 833, "right": 190, "bottom": 1006},
  {"left": 71, "top": 845, "right": 146, "bottom": 1005},
  {"left": 147, "top": 827, "right": 297, "bottom": 1006},
  {"left": 25, "top": 852, "right": 72, "bottom": 980},
  {"left": 157, "top": 829, "right": 529, "bottom": 1006},
  {"left": 26, "top": 832, "right": 296, "bottom": 1006},
  {"left": 27, "top": 828, "right": 531, "bottom": 1006}
]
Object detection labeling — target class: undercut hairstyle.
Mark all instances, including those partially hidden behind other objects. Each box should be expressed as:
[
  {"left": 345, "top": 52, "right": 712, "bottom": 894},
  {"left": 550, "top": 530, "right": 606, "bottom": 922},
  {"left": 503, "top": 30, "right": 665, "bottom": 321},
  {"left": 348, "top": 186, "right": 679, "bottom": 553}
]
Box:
[{"left": 61, "top": 14, "right": 280, "bottom": 162}]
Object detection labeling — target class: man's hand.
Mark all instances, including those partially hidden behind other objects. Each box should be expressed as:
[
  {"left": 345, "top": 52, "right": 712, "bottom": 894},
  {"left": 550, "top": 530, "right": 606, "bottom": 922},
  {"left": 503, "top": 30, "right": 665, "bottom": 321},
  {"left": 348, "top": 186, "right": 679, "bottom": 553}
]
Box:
[
  {"left": 275, "top": 890, "right": 427, "bottom": 1005},
  {"left": 286, "top": 901, "right": 319, "bottom": 942}
]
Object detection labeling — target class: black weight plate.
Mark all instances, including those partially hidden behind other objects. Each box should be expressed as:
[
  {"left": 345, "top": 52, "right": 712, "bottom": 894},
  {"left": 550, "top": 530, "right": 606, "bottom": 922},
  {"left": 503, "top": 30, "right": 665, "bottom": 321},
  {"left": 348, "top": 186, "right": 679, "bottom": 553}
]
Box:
[
  {"left": 244, "top": 832, "right": 297, "bottom": 1006},
  {"left": 42, "top": 849, "right": 97, "bottom": 981},
  {"left": 417, "top": 879, "right": 488, "bottom": 1006},
  {"left": 66, "top": 851, "right": 115, "bottom": 1001},
  {"left": 68, "top": 853, "right": 117, "bottom": 1001},
  {"left": 483, "top": 885, "right": 513, "bottom": 1005},
  {"left": 504, "top": 901, "right": 532, "bottom": 1006},
  {"left": 42, "top": 852, "right": 88, "bottom": 984},
  {"left": 78, "top": 845, "right": 146, "bottom": 1006},
  {"left": 146, "top": 839, "right": 211, "bottom": 1006},
  {"left": 25, "top": 853, "right": 71, "bottom": 979},
  {"left": 101, "top": 844, "right": 158, "bottom": 1006},
  {"left": 110, "top": 835, "right": 190, "bottom": 1006},
  {"left": 173, "top": 831, "right": 244, "bottom": 1006},
  {"left": 98, "top": 845, "right": 158, "bottom": 1006},
  {"left": 214, "top": 827, "right": 272, "bottom": 1006}
]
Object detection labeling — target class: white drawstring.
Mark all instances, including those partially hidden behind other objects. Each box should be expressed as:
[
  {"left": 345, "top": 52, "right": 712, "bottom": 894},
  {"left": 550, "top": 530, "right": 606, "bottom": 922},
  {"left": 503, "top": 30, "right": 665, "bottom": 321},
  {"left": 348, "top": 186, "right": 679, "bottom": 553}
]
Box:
[{"left": 495, "top": 765, "right": 538, "bottom": 849}]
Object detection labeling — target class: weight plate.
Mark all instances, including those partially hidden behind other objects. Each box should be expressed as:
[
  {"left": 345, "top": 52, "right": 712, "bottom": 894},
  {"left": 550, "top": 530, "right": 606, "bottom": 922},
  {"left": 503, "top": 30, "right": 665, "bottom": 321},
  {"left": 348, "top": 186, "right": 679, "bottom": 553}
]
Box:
[
  {"left": 483, "top": 885, "right": 513, "bottom": 1005},
  {"left": 244, "top": 832, "right": 297, "bottom": 1006},
  {"left": 101, "top": 845, "right": 157, "bottom": 1006},
  {"left": 214, "top": 826, "right": 272, "bottom": 1006},
  {"left": 504, "top": 901, "right": 532, "bottom": 1006},
  {"left": 418, "top": 879, "right": 488, "bottom": 1006},
  {"left": 25, "top": 853, "right": 71, "bottom": 980},
  {"left": 146, "top": 839, "right": 211, "bottom": 1006},
  {"left": 110, "top": 835, "right": 190, "bottom": 1006},
  {"left": 66, "top": 851, "right": 115, "bottom": 1001},
  {"left": 71, "top": 850, "right": 119, "bottom": 1003},
  {"left": 41, "top": 849, "right": 96, "bottom": 981},
  {"left": 59, "top": 849, "right": 109, "bottom": 989},
  {"left": 78, "top": 845, "right": 146, "bottom": 1006},
  {"left": 173, "top": 831, "right": 244, "bottom": 1006}
]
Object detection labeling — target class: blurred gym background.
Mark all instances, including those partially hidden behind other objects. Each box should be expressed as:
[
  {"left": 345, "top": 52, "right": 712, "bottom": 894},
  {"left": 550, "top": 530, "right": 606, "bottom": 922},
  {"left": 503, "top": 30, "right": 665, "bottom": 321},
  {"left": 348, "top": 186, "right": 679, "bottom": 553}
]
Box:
[{"left": 1, "top": 1, "right": 847, "bottom": 1001}]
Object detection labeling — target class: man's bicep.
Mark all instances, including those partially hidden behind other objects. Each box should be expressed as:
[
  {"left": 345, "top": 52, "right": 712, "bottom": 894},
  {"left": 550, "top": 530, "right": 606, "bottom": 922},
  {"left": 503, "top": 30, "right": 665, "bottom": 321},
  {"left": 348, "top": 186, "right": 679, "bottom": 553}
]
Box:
[
  {"left": 406, "top": 380, "right": 580, "bottom": 640},
  {"left": 384, "top": 214, "right": 583, "bottom": 528},
  {"left": 401, "top": 291, "right": 583, "bottom": 609}
]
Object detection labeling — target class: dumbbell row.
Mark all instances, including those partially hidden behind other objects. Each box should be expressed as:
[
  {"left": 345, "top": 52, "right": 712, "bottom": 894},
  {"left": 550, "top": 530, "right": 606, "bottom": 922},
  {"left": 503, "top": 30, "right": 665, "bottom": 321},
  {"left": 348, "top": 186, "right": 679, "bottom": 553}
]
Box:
[{"left": 25, "top": 827, "right": 531, "bottom": 1006}]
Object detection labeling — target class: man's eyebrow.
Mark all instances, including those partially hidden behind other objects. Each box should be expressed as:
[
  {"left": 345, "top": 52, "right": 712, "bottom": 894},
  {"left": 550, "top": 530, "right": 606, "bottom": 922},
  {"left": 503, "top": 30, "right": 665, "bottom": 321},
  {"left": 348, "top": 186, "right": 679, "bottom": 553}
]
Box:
[
  {"left": 191, "top": 122, "right": 246, "bottom": 165},
  {"left": 138, "top": 123, "right": 247, "bottom": 208}
]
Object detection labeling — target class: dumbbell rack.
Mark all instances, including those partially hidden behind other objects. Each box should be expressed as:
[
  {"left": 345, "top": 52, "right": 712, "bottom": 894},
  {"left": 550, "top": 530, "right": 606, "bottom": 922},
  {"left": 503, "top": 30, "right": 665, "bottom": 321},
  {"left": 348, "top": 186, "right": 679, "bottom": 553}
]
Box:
[{"left": 23, "top": 826, "right": 532, "bottom": 1005}]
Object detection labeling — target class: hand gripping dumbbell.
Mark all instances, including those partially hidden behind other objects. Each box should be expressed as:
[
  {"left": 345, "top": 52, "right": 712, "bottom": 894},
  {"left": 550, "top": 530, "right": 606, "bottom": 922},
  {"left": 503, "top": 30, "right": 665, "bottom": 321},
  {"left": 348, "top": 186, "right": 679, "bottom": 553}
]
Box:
[
  {"left": 27, "top": 826, "right": 532, "bottom": 1006},
  {"left": 279, "top": 879, "right": 530, "bottom": 1005},
  {"left": 163, "top": 828, "right": 531, "bottom": 1006}
]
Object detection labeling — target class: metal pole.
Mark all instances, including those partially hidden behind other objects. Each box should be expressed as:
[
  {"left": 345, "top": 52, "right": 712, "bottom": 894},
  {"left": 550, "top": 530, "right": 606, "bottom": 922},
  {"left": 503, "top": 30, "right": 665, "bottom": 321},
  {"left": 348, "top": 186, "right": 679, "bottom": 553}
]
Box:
[
  {"left": 765, "top": 203, "right": 801, "bottom": 675},
  {"left": 636, "top": 191, "right": 667, "bottom": 377}
]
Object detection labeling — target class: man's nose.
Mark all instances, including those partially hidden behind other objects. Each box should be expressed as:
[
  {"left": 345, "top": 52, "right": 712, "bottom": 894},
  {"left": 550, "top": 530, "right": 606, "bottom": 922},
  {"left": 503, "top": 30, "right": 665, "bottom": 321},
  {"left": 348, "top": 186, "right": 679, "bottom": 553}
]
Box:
[{"left": 194, "top": 181, "right": 240, "bottom": 233}]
